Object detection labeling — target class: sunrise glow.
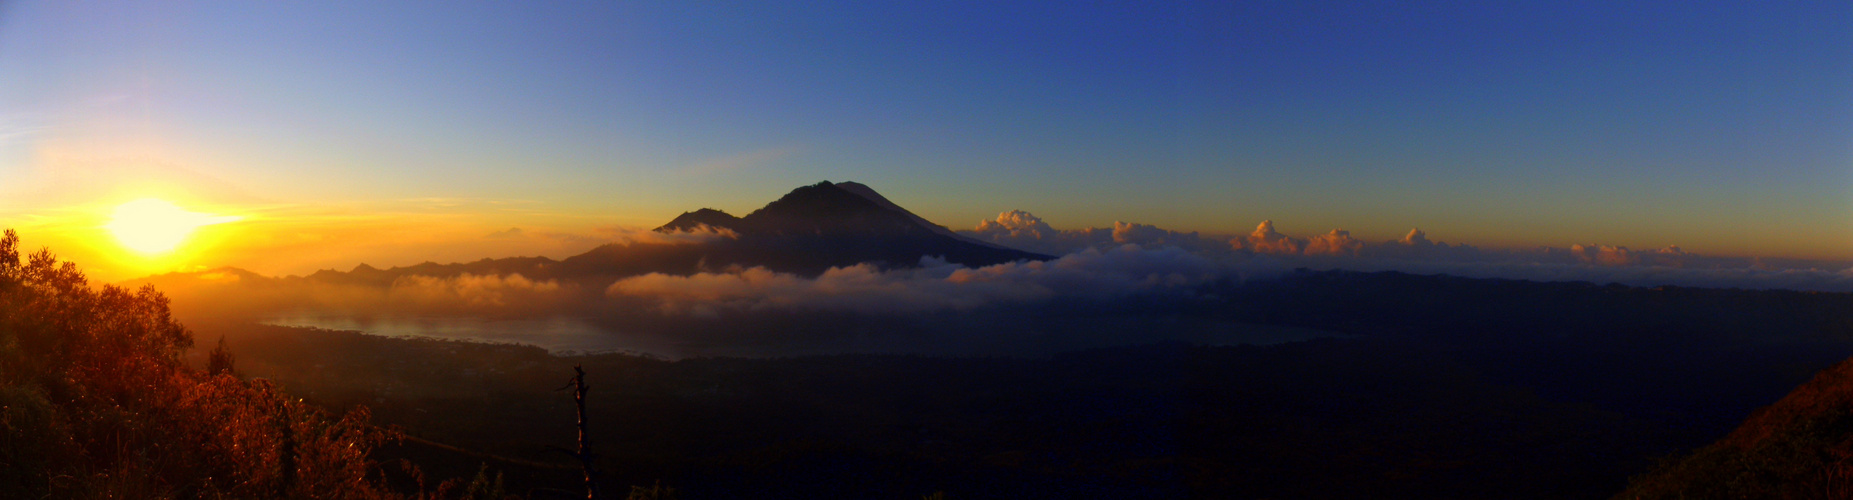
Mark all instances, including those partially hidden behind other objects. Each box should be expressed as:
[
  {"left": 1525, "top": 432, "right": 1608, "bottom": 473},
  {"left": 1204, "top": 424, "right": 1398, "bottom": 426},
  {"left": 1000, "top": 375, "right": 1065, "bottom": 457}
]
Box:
[
  {"left": 103, "top": 199, "right": 241, "bottom": 255},
  {"left": 0, "top": 3, "right": 1848, "bottom": 497}
]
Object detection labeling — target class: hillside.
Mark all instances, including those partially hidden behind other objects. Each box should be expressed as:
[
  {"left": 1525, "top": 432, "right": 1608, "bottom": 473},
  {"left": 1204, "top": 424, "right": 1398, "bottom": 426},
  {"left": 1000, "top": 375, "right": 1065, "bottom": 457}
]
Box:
[
  {"left": 0, "top": 230, "right": 402, "bottom": 498},
  {"left": 1617, "top": 356, "right": 1853, "bottom": 498}
]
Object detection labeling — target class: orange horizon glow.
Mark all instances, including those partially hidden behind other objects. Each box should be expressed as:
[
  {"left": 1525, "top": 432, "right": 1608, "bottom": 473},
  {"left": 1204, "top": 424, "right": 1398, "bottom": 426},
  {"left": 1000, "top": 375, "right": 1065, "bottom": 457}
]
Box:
[{"left": 0, "top": 174, "right": 1848, "bottom": 285}]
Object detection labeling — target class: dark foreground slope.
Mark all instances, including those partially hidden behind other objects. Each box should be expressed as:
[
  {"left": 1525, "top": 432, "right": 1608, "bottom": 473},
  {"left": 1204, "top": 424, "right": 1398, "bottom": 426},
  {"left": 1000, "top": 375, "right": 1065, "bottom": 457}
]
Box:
[
  {"left": 0, "top": 230, "right": 401, "bottom": 498},
  {"left": 202, "top": 323, "right": 1671, "bottom": 499},
  {"left": 1617, "top": 355, "right": 1853, "bottom": 499},
  {"left": 181, "top": 270, "right": 1853, "bottom": 499},
  {"left": 202, "top": 322, "right": 1830, "bottom": 499}
]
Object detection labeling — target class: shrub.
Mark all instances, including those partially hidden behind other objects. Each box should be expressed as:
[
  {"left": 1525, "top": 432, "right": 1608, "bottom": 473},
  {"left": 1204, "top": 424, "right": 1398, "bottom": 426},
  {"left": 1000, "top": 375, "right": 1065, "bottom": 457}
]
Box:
[{"left": 0, "top": 229, "right": 399, "bottom": 499}]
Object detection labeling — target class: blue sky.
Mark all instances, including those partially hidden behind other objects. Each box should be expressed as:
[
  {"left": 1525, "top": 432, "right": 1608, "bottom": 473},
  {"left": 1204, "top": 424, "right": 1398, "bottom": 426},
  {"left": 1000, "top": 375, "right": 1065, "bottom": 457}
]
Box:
[{"left": 0, "top": 1, "right": 1848, "bottom": 278}]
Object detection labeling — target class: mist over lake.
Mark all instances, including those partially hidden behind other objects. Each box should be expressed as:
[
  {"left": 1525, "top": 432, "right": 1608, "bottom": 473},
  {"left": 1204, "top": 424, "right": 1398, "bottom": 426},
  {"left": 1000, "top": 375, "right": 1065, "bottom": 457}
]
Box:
[
  {"left": 261, "top": 314, "right": 653, "bottom": 356},
  {"left": 264, "top": 310, "right": 1348, "bottom": 360}
]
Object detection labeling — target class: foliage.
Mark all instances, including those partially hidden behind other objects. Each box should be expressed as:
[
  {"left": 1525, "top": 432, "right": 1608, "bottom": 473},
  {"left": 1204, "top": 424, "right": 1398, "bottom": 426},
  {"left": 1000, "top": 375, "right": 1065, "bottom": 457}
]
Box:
[
  {"left": 627, "top": 480, "right": 677, "bottom": 500},
  {"left": 207, "top": 335, "right": 237, "bottom": 377},
  {"left": 1617, "top": 410, "right": 1853, "bottom": 500},
  {"left": 1618, "top": 357, "right": 1853, "bottom": 499},
  {"left": 0, "top": 229, "right": 401, "bottom": 499},
  {"left": 410, "top": 463, "right": 509, "bottom": 500}
]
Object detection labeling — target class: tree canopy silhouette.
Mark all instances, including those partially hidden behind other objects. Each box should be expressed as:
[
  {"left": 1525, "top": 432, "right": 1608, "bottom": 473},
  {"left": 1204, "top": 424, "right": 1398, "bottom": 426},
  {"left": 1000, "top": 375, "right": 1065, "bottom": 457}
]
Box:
[{"left": 0, "top": 229, "right": 398, "bottom": 499}]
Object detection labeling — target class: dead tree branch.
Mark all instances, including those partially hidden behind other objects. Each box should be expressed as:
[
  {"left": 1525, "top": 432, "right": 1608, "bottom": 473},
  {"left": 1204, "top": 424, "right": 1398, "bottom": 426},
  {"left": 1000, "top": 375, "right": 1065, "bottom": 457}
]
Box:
[{"left": 562, "top": 364, "right": 602, "bottom": 499}]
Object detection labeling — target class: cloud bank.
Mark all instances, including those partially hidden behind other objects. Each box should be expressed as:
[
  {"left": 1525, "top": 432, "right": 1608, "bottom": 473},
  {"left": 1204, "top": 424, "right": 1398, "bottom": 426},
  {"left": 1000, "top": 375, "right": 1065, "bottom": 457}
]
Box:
[
  {"left": 595, "top": 244, "right": 1853, "bottom": 319},
  {"left": 607, "top": 246, "right": 1230, "bottom": 316},
  {"left": 389, "top": 273, "right": 568, "bottom": 309},
  {"left": 960, "top": 210, "right": 1853, "bottom": 291},
  {"left": 967, "top": 210, "right": 1233, "bottom": 256},
  {"left": 136, "top": 271, "right": 584, "bottom": 320},
  {"left": 963, "top": 210, "right": 1848, "bottom": 270},
  {"left": 593, "top": 224, "right": 739, "bottom": 245},
  {"left": 137, "top": 211, "right": 1853, "bottom": 322}
]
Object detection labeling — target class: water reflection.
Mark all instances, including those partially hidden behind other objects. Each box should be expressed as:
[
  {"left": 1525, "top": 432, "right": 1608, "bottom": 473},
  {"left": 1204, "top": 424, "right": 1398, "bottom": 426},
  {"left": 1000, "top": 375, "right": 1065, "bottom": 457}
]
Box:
[
  {"left": 263, "top": 312, "right": 1346, "bottom": 361},
  {"left": 262, "top": 314, "right": 687, "bottom": 358}
]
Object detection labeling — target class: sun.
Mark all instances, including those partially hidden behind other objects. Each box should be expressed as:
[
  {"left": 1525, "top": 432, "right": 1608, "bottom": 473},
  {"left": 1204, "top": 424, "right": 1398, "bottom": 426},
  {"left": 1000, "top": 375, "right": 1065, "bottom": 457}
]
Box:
[{"left": 104, "top": 199, "right": 242, "bottom": 255}]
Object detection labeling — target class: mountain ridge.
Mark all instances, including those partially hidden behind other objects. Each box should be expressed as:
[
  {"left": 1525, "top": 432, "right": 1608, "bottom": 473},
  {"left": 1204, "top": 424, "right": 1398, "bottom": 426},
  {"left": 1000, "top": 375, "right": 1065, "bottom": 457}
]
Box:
[{"left": 135, "top": 181, "right": 1049, "bottom": 287}]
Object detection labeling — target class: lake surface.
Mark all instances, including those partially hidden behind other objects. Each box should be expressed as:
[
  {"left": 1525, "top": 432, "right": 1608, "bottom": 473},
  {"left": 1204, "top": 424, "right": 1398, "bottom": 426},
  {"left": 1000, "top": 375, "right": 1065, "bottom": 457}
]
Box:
[
  {"left": 262, "top": 314, "right": 690, "bottom": 358},
  {"left": 264, "top": 313, "right": 1349, "bottom": 360}
]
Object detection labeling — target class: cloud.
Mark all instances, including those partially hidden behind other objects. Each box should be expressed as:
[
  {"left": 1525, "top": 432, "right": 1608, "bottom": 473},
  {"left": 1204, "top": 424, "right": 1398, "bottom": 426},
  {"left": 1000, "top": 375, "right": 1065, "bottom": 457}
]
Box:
[
  {"left": 1110, "top": 221, "right": 1221, "bottom": 252},
  {"left": 1402, "top": 229, "right": 1432, "bottom": 246},
  {"left": 1229, "top": 220, "right": 1303, "bottom": 255},
  {"left": 133, "top": 270, "right": 587, "bottom": 321},
  {"left": 607, "top": 264, "right": 1037, "bottom": 316},
  {"left": 973, "top": 210, "right": 1058, "bottom": 240},
  {"left": 963, "top": 211, "right": 1229, "bottom": 256},
  {"left": 608, "top": 245, "right": 1229, "bottom": 316},
  {"left": 1304, "top": 229, "right": 1365, "bottom": 257},
  {"left": 965, "top": 210, "right": 1096, "bottom": 255},
  {"left": 128, "top": 206, "right": 1853, "bottom": 327},
  {"left": 0, "top": 114, "right": 46, "bottom": 145},
  {"left": 388, "top": 273, "right": 567, "bottom": 308},
  {"left": 1569, "top": 244, "right": 1635, "bottom": 266},
  {"left": 1358, "top": 228, "right": 1483, "bottom": 261},
  {"left": 594, "top": 224, "right": 739, "bottom": 245},
  {"left": 679, "top": 146, "right": 803, "bottom": 176},
  {"left": 607, "top": 226, "right": 1853, "bottom": 318},
  {"left": 960, "top": 212, "right": 1853, "bottom": 293}
]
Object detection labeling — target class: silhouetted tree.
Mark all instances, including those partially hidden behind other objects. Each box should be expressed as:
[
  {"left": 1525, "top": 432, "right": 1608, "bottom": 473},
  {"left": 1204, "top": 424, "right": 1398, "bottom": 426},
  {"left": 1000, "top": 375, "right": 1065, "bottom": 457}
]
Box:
[
  {"left": 562, "top": 364, "right": 603, "bottom": 499},
  {"left": 0, "top": 229, "right": 400, "bottom": 498},
  {"left": 208, "top": 335, "right": 237, "bottom": 376}
]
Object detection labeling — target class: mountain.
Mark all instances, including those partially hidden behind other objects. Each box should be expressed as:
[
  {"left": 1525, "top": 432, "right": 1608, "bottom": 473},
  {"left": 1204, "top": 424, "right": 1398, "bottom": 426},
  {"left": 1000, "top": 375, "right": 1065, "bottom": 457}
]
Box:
[
  {"left": 134, "top": 266, "right": 280, "bottom": 290},
  {"left": 657, "top": 181, "right": 983, "bottom": 240},
  {"left": 627, "top": 181, "right": 1045, "bottom": 275},
  {"left": 137, "top": 181, "right": 1050, "bottom": 289},
  {"left": 626, "top": 180, "right": 1049, "bottom": 275},
  {"left": 656, "top": 208, "right": 741, "bottom": 233}
]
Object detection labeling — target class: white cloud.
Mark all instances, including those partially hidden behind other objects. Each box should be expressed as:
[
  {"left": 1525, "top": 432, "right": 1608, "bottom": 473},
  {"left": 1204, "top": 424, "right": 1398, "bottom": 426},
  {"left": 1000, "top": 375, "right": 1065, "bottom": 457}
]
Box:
[
  {"left": 964, "top": 211, "right": 1228, "bottom": 256},
  {"left": 608, "top": 245, "right": 1229, "bottom": 315},
  {"left": 390, "top": 273, "right": 565, "bottom": 308},
  {"left": 957, "top": 211, "right": 1853, "bottom": 293},
  {"left": 595, "top": 224, "right": 739, "bottom": 245}
]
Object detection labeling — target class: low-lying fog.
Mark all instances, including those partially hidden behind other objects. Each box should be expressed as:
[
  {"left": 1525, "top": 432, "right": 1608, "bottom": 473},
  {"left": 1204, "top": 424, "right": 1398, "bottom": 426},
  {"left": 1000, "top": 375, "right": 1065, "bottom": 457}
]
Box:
[
  {"left": 261, "top": 314, "right": 634, "bottom": 355},
  {"left": 141, "top": 223, "right": 1853, "bottom": 359},
  {"left": 263, "top": 311, "right": 1346, "bottom": 359}
]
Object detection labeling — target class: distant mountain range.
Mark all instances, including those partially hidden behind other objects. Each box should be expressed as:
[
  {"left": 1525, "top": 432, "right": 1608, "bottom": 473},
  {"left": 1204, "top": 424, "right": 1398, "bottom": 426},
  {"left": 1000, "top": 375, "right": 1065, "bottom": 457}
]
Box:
[{"left": 140, "top": 181, "right": 1048, "bottom": 288}]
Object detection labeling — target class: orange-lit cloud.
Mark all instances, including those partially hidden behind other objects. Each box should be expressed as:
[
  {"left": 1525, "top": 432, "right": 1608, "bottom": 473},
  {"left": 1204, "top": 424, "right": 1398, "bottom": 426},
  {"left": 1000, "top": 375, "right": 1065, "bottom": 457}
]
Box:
[
  {"left": 389, "top": 273, "right": 567, "bottom": 309},
  {"left": 1304, "top": 229, "right": 1365, "bottom": 257},
  {"left": 967, "top": 210, "right": 1228, "bottom": 256},
  {"left": 1236, "top": 220, "right": 1307, "bottom": 255}
]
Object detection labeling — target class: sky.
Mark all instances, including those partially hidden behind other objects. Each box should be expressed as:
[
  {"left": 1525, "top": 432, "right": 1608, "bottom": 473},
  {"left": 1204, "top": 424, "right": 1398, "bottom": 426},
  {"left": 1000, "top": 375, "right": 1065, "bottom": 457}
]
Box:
[{"left": 0, "top": 1, "right": 1848, "bottom": 281}]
